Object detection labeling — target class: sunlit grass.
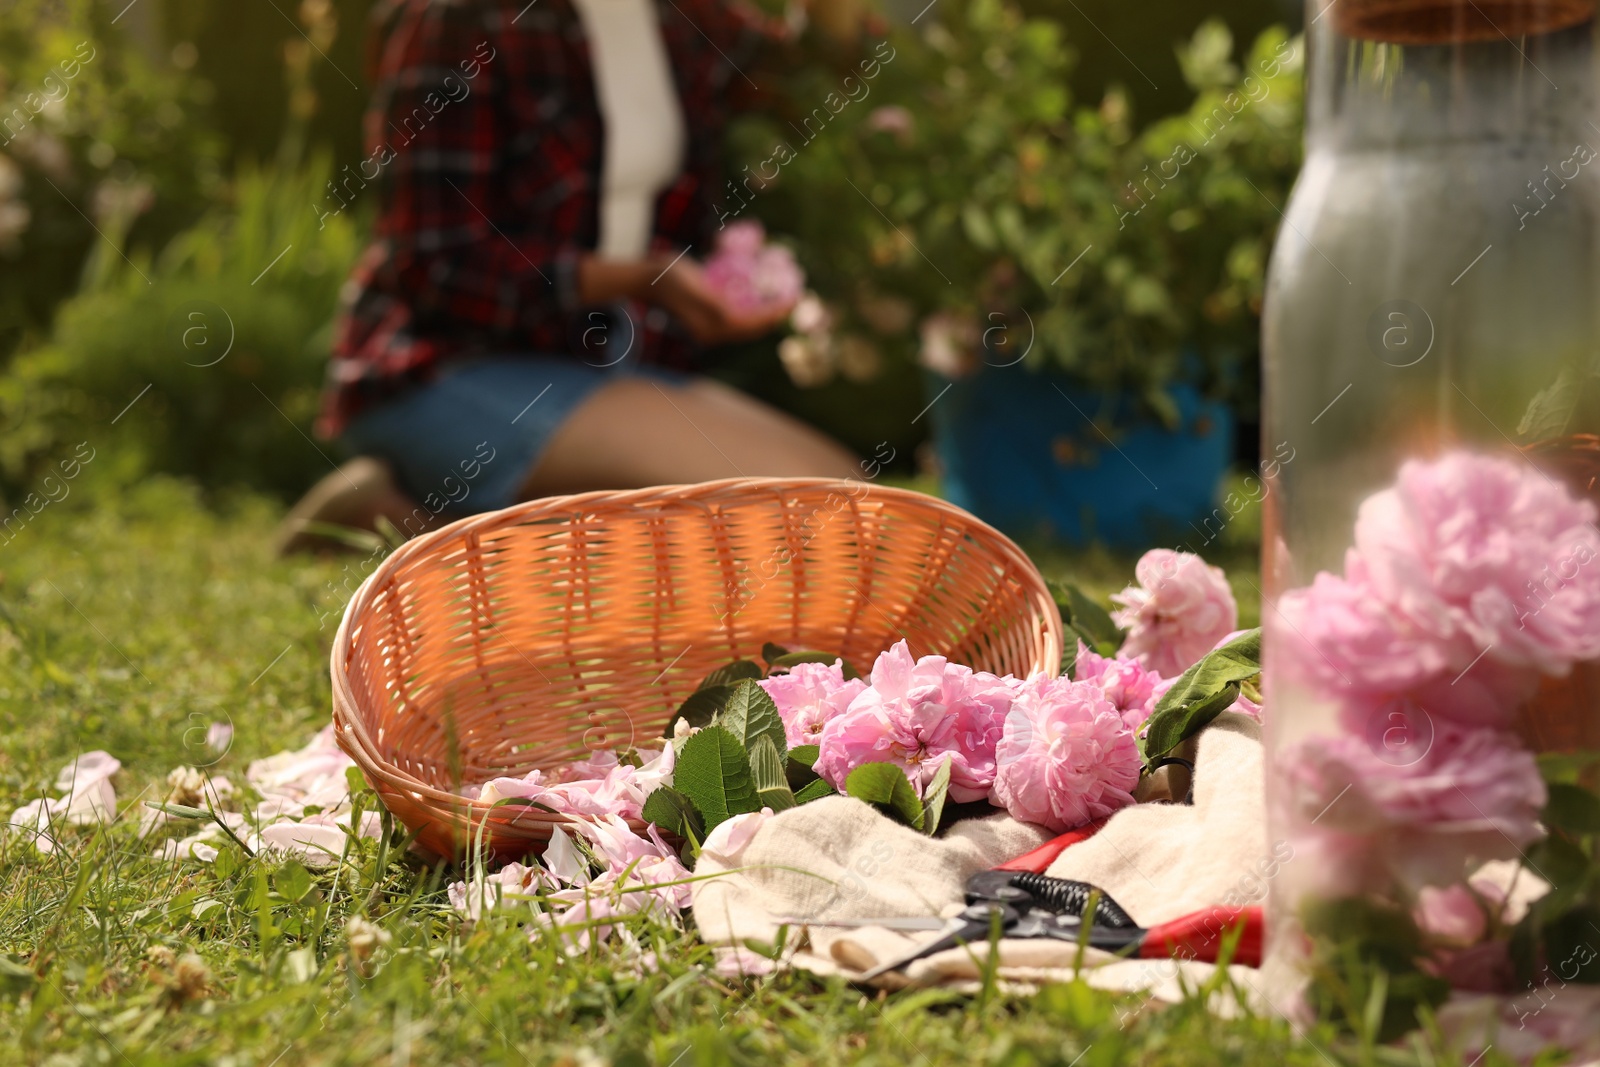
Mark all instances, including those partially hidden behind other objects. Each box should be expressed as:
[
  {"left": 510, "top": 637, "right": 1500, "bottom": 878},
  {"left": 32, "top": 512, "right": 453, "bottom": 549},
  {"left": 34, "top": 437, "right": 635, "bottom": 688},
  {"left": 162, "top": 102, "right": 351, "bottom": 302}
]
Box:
[{"left": 0, "top": 473, "right": 1491, "bottom": 1064}]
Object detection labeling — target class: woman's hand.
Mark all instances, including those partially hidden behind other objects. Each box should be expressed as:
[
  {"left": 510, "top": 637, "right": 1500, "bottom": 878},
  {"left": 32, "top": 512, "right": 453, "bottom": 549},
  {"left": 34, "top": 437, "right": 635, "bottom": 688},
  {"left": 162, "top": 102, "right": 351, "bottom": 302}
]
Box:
[
  {"left": 648, "top": 255, "right": 794, "bottom": 345},
  {"left": 577, "top": 252, "right": 794, "bottom": 345}
]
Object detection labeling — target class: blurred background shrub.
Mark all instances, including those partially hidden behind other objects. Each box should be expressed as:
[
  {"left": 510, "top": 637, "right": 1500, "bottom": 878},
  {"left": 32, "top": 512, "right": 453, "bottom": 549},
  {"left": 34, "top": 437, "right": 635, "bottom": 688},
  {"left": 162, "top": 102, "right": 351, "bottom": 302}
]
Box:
[
  {"left": 734, "top": 3, "right": 1299, "bottom": 432},
  {"left": 0, "top": 0, "right": 1301, "bottom": 505},
  {"left": 0, "top": 161, "right": 362, "bottom": 498}
]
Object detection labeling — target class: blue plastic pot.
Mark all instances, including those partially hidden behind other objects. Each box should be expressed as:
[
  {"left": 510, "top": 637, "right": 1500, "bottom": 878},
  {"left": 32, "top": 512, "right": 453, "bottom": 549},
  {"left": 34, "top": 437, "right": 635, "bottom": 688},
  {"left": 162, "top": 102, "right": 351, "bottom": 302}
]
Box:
[{"left": 926, "top": 366, "right": 1234, "bottom": 551}]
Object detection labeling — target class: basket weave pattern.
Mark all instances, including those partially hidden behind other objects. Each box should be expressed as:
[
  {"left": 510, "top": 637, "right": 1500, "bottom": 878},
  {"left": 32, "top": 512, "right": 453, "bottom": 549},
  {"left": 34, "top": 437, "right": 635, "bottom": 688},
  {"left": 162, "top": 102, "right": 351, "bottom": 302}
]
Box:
[{"left": 331, "top": 478, "right": 1063, "bottom": 859}]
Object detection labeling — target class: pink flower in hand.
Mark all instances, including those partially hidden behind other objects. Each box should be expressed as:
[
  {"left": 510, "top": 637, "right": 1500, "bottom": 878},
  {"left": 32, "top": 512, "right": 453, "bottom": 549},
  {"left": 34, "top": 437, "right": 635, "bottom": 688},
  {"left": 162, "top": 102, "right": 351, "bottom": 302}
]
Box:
[
  {"left": 990, "top": 674, "right": 1141, "bottom": 832},
  {"left": 1112, "top": 549, "right": 1238, "bottom": 678},
  {"left": 703, "top": 220, "right": 805, "bottom": 314},
  {"left": 1073, "top": 643, "right": 1162, "bottom": 731},
  {"left": 814, "top": 641, "right": 1016, "bottom": 802},
  {"left": 717, "top": 219, "right": 766, "bottom": 258},
  {"left": 758, "top": 660, "right": 866, "bottom": 749}
]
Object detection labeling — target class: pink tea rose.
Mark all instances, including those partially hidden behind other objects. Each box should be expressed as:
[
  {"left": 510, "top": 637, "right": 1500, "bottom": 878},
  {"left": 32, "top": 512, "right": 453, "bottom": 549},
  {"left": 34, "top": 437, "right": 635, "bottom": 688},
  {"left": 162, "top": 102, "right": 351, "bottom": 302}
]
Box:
[
  {"left": 1413, "top": 883, "right": 1488, "bottom": 947},
  {"left": 1112, "top": 549, "right": 1238, "bottom": 678},
  {"left": 1276, "top": 571, "right": 1452, "bottom": 697},
  {"left": 1280, "top": 722, "right": 1545, "bottom": 888},
  {"left": 703, "top": 220, "right": 805, "bottom": 314},
  {"left": 1437, "top": 984, "right": 1600, "bottom": 1063},
  {"left": 1350, "top": 451, "right": 1600, "bottom": 674},
  {"left": 865, "top": 105, "right": 915, "bottom": 138},
  {"left": 758, "top": 660, "right": 867, "bottom": 749},
  {"left": 1427, "top": 940, "right": 1515, "bottom": 993},
  {"left": 1400, "top": 661, "right": 1540, "bottom": 730},
  {"left": 716, "top": 219, "right": 764, "bottom": 258},
  {"left": 990, "top": 674, "right": 1141, "bottom": 832},
  {"left": 815, "top": 641, "right": 1017, "bottom": 802},
  {"left": 1074, "top": 644, "right": 1162, "bottom": 731}
]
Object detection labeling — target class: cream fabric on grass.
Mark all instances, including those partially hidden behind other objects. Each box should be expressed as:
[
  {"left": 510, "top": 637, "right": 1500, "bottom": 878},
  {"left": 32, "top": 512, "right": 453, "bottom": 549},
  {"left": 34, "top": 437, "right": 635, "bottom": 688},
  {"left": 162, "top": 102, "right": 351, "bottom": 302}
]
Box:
[{"left": 691, "top": 712, "right": 1270, "bottom": 1004}]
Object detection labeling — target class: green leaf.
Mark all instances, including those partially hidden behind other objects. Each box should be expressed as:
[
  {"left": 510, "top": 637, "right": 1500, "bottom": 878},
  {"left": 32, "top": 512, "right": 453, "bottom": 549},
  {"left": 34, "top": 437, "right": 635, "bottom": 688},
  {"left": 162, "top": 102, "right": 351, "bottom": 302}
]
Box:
[
  {"left": 1515, "top": 363, "right": 1600, "bottom": 442},
  {"left": 786, "top": 744, "right": 823, "bottom": 792},
  {"left": 0, "top": 954, "right": 34, "bottom": 998},
  {"left": 272, "top": 859, "right": 312, "bottom": 903},
  {"left": 662, "top": 685, "right": 734, "bottom": 739},
  {"left": 1544, "top": 783, "right": 1600, "bottom": 835},
  {"left": 213, "top": 845, "right": 242, "bottom": 880},
  {"left": 1540, "top": 904, "right": 1600, "bottom": 983},
  {"left": 749, "top": 736, "right": 797, "bottom": 812},
  {"left": 761, "top": 642, "right": 790, "bottom": 666},
  {"left": 962, "top": 203, "right": 997, "bottom": 250},
  {"left": 641, "top": 786, "right": 705, "bottom": 846},
  {"left": 1140, "top": 628, "right": 1261, "bottom": 761},
  {"left": 715, "top": 680, "right": 788, "bottom": 760},
  {"left": 769, "top": 650, "right": 861, "bottom": 680},
  {"left": 1537, "top": 750, "right": 1600, "bottom": 785},
  {"left": 1145, "top": 684, "right": 1240, "bottom": 760},
  {"left": 845, "top": 762, "right": 923, "bottom": 831},
  {"left": 673, "top": 726, "right": 761, "bottom": 831},
  {"left": 1049, "top": 580, "right": 1123, "bottom": 657},
  {"left": 1301, "top": 896, "right": 1422, "bottom": 972},
  {"left": 145, "top": 801, "right": 211, "bottom": 820},
  {"left": 698, "top": 660, "right": 765, "bottom": 691},
  {"left": 794, "top": 779, "right": 837, "bottom": 804},
  {"left": 1143, "top": 387, "right": 1182, "bottom": 432},
  {"left": 1523, "top": 834, "right": 1590, "bottom": 917},
  {"left": 920, "top": 757, "right": 952, "bottom": 836}
]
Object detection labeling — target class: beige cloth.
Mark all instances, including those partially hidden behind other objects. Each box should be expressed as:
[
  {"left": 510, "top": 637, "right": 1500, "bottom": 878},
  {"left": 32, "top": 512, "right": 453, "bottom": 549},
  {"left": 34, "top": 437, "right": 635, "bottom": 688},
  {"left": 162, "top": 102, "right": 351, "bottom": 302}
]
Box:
[{"left": 692, "top": 713, "right": 1270, "bottom": 1004}]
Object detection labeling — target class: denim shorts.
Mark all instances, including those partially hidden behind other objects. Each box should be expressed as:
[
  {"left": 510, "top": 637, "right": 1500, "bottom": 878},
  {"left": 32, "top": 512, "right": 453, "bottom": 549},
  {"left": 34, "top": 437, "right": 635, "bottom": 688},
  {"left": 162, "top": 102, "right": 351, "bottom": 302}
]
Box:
[{"left": 339, "top": 355, "right": 687, "bottom": 514}]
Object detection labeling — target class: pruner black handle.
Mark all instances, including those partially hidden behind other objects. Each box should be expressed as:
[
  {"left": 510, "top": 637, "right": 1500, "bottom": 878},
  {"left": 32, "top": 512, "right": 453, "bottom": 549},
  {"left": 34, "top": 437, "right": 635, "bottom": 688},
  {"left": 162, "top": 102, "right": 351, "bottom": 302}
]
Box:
[
  {"left": 1009, "top": 872, "right": 1136, "bottom": 928},
  {"left": 966, "top": 870, "right": 1136, "bottom": 928}
]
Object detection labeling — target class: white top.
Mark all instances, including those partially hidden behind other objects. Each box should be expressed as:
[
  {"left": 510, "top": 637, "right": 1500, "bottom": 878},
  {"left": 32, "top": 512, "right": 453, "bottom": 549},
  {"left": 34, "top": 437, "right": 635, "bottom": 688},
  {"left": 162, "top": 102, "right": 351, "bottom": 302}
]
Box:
[{"left": 571, "top": 0, "right": 688, "bottom": 261}]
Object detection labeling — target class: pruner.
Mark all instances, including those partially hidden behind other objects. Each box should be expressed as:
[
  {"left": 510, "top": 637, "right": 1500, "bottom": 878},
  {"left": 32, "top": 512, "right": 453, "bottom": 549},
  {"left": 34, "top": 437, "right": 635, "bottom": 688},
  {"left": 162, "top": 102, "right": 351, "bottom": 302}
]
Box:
[{"left": 780, "top": 821, "right": 1263, "bottom": 981}]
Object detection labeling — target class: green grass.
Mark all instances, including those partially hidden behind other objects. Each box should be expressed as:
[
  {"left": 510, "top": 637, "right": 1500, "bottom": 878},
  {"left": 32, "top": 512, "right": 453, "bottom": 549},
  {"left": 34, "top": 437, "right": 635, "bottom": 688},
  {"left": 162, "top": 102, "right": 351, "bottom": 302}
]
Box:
[{"left": 0, "top": 473, "right": 1491, "bottom": 1065}]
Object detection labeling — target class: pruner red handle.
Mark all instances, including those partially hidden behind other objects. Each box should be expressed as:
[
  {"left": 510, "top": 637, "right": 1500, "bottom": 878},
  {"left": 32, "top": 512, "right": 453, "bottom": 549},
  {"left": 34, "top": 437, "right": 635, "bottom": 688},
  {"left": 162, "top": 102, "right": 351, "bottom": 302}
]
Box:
[
  {"left": 1139, "top": 905, "right": 1263, "bottom": 967},
  {"left": 993, "top": 818, "right": 1109, "bottom": 874}
]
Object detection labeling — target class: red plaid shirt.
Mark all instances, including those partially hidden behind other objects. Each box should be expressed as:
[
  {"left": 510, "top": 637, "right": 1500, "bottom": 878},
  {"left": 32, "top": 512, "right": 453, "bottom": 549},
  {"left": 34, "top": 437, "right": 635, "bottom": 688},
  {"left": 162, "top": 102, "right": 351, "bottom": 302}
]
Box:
[{"left": 318, "top": 0, "right": 780, "bottom": 438}]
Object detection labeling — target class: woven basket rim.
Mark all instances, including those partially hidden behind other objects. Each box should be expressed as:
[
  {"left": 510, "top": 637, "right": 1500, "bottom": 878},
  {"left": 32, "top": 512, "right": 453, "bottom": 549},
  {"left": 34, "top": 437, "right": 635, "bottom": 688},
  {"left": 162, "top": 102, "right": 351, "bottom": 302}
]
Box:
[{"left": 329, "top": 476, "right": 1062, "bottom": 837}]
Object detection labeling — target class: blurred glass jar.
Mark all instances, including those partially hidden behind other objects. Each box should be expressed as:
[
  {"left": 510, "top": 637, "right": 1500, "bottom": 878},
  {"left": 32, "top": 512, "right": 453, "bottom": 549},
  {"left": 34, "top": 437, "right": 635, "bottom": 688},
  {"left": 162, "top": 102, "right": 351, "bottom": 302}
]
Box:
[{"left": 1260, "top": 0, "right": 1600, "bottom": 1031}]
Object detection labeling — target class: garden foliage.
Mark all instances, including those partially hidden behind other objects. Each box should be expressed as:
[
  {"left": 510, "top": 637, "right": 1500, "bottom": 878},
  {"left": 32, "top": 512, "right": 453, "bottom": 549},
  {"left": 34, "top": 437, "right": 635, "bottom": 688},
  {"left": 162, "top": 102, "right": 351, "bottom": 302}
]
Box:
[
  {"left": 0, "top": 0, "right": 1302, "bottom": 504},
  {"left": 739, "top": 3, "right": 1302, "bottom": 420}
]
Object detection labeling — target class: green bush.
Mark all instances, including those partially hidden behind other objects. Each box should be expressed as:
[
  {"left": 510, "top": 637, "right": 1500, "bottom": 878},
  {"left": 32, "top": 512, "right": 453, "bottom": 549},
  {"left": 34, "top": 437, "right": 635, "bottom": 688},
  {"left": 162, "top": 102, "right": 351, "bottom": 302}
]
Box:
[
  {"left": 733, "top": 3, "right": 1302, "bottom": 420},
  {"left": 0, "top": 161, "right": 362, "bottom": 501},
  {"left": 0, "top": 0, "right": 223, "bottom": 360}
]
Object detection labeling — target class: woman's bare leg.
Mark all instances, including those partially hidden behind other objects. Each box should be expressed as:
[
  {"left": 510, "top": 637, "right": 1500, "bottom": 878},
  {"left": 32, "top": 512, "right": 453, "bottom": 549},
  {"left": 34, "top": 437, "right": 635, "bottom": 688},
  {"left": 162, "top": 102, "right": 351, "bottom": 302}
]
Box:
[{"left": 520, "top": 377, "right": 859, "bottom": 496}]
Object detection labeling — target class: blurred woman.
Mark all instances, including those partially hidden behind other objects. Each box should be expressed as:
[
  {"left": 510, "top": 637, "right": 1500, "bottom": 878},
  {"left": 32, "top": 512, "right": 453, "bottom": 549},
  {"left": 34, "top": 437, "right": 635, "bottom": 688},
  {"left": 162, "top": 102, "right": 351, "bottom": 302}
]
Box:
[{"left": 282, "top": 0, "right": 859, "bottom": 549}]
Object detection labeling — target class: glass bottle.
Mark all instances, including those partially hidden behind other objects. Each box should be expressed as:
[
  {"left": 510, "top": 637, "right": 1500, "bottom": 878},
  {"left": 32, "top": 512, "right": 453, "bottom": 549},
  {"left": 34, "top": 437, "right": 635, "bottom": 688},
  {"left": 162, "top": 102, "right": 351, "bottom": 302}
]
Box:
[{"left": 1260, "top": 0, "right": 1600, "bottom": 1033}]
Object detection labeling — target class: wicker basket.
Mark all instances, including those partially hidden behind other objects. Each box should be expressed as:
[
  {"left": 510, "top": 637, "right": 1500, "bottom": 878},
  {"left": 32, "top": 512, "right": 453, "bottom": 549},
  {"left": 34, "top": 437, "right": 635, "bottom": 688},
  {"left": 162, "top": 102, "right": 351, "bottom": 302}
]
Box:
[{"left": 330, "top": 477, "right": 1063, "bottom": 860}]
